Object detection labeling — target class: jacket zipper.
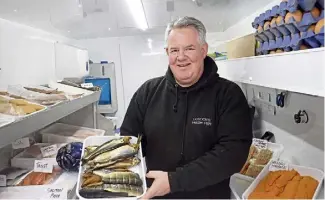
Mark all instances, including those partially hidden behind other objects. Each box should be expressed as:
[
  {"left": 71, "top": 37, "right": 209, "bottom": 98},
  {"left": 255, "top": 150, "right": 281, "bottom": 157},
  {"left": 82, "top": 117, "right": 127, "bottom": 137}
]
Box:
[{"left": 180, "top": 91, "right": 188, "bottom": 164}]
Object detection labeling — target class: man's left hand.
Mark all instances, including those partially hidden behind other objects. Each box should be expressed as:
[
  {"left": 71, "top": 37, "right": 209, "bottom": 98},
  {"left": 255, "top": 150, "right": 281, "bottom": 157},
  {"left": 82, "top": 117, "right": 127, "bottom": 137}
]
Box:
[{"left": 140, "top": 171, "right": 171, "bottom": 199}]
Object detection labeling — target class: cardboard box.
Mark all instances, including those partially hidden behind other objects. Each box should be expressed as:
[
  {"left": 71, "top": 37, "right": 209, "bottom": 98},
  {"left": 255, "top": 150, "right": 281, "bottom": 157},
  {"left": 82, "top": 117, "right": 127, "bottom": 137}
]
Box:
[{"left": 226, "top": 34, "right": 256, "bottom": 59}]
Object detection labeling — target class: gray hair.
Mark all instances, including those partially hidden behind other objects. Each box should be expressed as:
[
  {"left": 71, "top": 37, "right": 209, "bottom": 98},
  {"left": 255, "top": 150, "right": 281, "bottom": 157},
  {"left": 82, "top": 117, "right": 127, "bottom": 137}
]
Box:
[{"left": 164, "top": 16, "right": 207, "bottom": 47}]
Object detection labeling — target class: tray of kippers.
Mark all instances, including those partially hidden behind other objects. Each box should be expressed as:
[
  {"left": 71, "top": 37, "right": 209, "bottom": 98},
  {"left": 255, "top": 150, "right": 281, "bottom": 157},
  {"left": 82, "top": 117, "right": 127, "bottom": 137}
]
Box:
[
  {"left": 76, "top": 135, "right": 147, "bottom": 199},
  {"left": 0, "top": 81, "right": 96, "bottom": 128},
  {"left": 229, "top": 137, "right": 324, "bottom": 200}
]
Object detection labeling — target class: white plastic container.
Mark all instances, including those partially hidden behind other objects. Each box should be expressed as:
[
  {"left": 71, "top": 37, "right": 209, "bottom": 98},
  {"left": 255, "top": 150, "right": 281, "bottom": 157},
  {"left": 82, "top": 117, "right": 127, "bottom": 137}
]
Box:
[
  {"left": 240, "top": 142, "right": 284, "bottom": 179},
  {"left": 242, "top": 162, "right": 324, "bottom": 200},
  {"left": 230, "top": 173, "right": 254, "bottom": 200},
  {"left": 76, "top": 136, "right": 147, "bottom": 200},
  {"left": 40, "top": 123, "right": 106, "bottom": 143},
  {"left": 11, "top": 143, "right": 67, "bottom": 170}
]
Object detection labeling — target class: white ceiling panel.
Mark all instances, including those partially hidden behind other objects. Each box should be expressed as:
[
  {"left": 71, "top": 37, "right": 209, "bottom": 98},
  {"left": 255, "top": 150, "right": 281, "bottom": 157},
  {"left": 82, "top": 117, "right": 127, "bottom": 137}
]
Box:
[
  {"left": 142, "top": 0, "right": 171, "bottom": 28},
  {"left": 0, "top": 0, "right": 275, "bottom": 39}
]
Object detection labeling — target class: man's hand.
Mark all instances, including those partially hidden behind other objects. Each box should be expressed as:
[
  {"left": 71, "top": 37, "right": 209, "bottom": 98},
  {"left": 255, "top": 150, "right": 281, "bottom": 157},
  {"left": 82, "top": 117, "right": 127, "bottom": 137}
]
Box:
[{"left": 141, "top": 171, "right": 171, "bottom": 199}]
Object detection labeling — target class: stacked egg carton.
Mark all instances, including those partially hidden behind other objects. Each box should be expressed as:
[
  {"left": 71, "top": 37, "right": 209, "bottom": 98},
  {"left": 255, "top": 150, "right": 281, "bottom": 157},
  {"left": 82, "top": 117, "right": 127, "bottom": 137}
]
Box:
[{"left": 252, "top": 0, "right": 324, "bottom": 55}]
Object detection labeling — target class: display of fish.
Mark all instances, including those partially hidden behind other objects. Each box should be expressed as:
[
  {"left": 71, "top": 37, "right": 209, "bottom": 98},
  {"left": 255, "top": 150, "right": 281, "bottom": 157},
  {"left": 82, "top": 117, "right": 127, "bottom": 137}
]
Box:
[
  {"left": 93, "top": 170, "right": 143, "bottom": 186},
  {"left": 87, "top": 184, "right": 143, "bottom": 197},
  {"left": 82, "top": 172, "right": 102, "bottom": 188},
  {"left": 82, "top": 137, "right": 132, "bottom": 163},
  {"left": 87, "top": 136, "right": 142, "bottom": 166}
]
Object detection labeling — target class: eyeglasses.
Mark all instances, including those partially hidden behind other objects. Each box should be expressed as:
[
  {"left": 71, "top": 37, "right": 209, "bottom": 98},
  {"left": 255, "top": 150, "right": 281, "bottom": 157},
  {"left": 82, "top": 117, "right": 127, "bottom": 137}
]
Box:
[{"left": 167, "top": 46, "right": 197, "bottom": 57}]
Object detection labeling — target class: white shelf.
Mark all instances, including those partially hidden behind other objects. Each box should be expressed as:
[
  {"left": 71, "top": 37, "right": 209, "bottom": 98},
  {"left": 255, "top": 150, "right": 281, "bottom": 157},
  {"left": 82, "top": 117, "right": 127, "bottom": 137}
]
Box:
[
  {"left": 0, "top": 91, "right": 101, "bottom": 148},
  {"left": 216, "top": 48, "right": 324, "bottom": 97}
]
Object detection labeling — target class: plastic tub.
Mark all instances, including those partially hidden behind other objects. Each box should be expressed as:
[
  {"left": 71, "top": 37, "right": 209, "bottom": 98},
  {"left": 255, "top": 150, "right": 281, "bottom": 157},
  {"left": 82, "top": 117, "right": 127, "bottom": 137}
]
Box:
[
  {"left": 76, "top": 136, "right": 147, "bottom": 200},
  {"left": 242, "top": 162, "right": 324, "bottom": 200},
  {"left": 40, "top": 123, "right": 106, "bottom": 143},
  {"left": 230, "top": 173, "right": 254, "bottom": 200}
]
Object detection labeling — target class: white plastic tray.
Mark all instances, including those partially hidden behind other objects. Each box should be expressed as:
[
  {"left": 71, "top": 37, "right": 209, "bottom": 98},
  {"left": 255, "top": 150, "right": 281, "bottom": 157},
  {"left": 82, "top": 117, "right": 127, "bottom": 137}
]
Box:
[
  {"left": 76, "top": 136, "right": 147, "bottom": 200},
  {"left": 241, "top": 142, "right": 284, "bottom": 179},
  {"left": 40, "top": 123, "right": 106, "bottom": 143},
  {"left": 242, "top": 162, "right": 325, "bottom": 200},
  {"left": 11, "top": 143, "right": 67, "bottom": 170},
  {"left": 230, "top": 173, "right": 254, "bottom": 200}
]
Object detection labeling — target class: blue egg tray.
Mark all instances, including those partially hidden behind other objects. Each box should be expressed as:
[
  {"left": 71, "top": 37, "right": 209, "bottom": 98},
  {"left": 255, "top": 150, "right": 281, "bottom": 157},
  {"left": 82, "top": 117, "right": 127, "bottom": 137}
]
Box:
[{"left": 286, "top": 0, "right": 324, "bottom": 12}]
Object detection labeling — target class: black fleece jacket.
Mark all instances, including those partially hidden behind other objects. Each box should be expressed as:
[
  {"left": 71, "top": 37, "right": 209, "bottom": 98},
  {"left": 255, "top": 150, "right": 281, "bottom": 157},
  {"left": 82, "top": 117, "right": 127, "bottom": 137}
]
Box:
[{"left": 121, "top": 56, "right": 252, "bottom": 199}]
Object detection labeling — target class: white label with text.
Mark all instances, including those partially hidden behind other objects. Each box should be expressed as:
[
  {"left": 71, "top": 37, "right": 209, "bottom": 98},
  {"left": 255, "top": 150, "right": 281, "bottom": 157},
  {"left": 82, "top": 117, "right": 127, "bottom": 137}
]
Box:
[
  {"left": 252, "top": 138, "right": 268, "bottom": 149},
  {"left": 0, "top": 175, "right": 6, "bottom": 187},
  {"left": 12, "top": 137, "right": 30, "bottom": 149},
  {"left": 34, "top": 160, "right": 53, "bottom": 173},
  {"left": 41, "top": 187, "right": 67, "bottom": 199},
  {"left": 41, "top": 145, "right": 57, "bottom": 157},
  {"left": 269, "top": 160, "right": 289, "bottom": 171}
]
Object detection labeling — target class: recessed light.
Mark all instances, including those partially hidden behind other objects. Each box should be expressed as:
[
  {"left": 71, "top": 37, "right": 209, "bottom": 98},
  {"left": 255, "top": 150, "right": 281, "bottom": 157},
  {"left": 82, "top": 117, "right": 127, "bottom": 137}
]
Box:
[
  {"left": 13, "top": 9, "right": 18, "bottom": 12},
  {"left": 108, "top": 28, "right": 111, "bottom": 31},
  {"left": 67, "top": 30, "right": 70, "bottom": 33}
]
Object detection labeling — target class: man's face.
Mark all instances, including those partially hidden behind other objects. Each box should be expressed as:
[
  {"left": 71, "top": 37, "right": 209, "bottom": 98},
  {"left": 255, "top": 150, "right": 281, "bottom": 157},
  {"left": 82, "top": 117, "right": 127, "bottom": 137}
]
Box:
[{"left": 166, "top": 26, "right": 208, "bottom": 87}]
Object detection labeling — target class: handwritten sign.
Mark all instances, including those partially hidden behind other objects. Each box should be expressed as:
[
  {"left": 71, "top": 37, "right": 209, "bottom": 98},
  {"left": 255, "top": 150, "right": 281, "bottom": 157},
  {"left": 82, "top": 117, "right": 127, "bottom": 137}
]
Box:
[
  {"left": 41, "top": 145, "right": 57, "bottom": 157},
  {"left": 0, "top": 175, "right": 6, "bottom": 187},
  {"left": 269, "top": 160, "right": 289, "bottom": 171},
  {"left": 81, "top": 83, "right": 94, "bottom": 88},
  {"left": 43, "top": 187, "right": 67, "bottom": 199},
  {"left": 12, "top": 137, "right": 30, "bottom": 149},
  {"left": 252, "top": 138, "right": 268, "bottom": 149},
  {"left": 34, "top": 160, "right": 53, "bottom": 173}
]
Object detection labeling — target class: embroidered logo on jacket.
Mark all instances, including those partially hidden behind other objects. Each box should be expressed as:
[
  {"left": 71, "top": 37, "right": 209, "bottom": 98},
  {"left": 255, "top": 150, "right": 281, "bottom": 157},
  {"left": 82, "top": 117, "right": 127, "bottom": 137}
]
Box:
[{"left": 192, "top": 118, "right": 212, "bottom": 126}]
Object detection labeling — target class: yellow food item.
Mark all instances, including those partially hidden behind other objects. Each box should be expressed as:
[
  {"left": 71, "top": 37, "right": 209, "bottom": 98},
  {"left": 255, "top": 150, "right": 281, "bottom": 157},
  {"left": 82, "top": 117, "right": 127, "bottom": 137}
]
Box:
[
  {"left": 276, "top": 15, "right": 284, "bottom": 25},
  {"left": 311, "top": 7, "right": 320, "bottom": 18},
  {"left": 249, "top": 170, "right": 319, "bottom": 199},
  {"left": 264, "top": 21, "right": 271, "bottom": 30},
  {"left": 276, "top": 49, "right": 284, "bottom": 53},
  {"left": 19, "top": 106, "right": 37, "bottom": 114},
  {"left": 9, "top": 99, "right": 29, "bottom": 106},
  {"left": 315, "top": 19, "right": 324, "bottom": 34},
  {"left": 308, "top": 24, "right": 316, "bottom": 32},
  {"left": 29, "top": 104, "right": 44, "bottom": 111},
  {"left": 258, "top": 25, "right": 263, "bottom": 33},
  {"left": 285, "top": 10, "right": 303, "bottom": 23},
  {"left": 269, "top": 50, "right": 276, "bottom": 54}
]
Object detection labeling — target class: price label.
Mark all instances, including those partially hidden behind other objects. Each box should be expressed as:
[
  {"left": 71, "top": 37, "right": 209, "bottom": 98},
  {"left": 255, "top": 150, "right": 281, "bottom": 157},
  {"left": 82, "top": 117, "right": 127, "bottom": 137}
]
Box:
[
  {"left": 269, "top": 160, "right": 289, "bottom": 171},
  {"left": 12, "top": 137, "right": 30, "bottom": 149},
  {"left": 0, "top": 175, "right": 6, "bottom": 187},
  {"left": 41, "top": 145, "right": 58, "bottom": 158},
  {"left": 252, "top": 138, "right": 268, "bottom": 149},
  {"left": 42, "top": 187, "right": 67, "bottom": 199},
  {"left": 81, "top": 83, "right": 94, "bottom": 88},
  {"left": 34, "top": 160, "right": 53, "bottom": 173}
]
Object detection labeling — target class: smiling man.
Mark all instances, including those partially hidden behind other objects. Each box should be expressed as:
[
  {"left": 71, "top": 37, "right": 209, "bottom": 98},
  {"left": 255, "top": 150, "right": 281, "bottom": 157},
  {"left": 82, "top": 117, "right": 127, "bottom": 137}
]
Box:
[{"left": 121, "top": 16, "right": 252, "bottom": 199}]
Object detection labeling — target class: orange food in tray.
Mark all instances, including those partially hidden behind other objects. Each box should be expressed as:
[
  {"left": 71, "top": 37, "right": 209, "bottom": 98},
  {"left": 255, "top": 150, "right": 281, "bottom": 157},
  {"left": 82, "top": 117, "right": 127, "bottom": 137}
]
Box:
[{"left": 249, "top": 170, "right": 319, "bottom": 199}]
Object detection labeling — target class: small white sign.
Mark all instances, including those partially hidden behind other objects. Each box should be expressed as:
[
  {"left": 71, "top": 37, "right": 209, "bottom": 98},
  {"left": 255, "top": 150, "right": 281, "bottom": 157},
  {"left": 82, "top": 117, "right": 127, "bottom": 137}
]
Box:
[
  {"left": 42, "top": 187, "right": 67, "bottom": 199},
  {"left": 12, "top": 137, "right": 30, "bottom": 149},
  {"left": 252, "top": 138, "right": 268, "bottom": 149},
  {"left": 0, "top": 175, "right": 6, "bottom": 187},
  {"left": 41, "top": 145, "right": 58, "bottom": 158},
  {"left": 81, "top": 83, "right": 94, "bottom": 88},
  {"left": 269, "top": 160, "right": 289, "bottom": 171},
  {"left": 34, "top": 160, "right": 53, "bottom": 173}
]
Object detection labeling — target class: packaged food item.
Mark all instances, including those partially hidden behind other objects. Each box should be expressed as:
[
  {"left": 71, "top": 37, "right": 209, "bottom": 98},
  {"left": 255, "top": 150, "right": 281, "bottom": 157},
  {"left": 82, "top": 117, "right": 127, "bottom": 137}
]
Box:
[
  {"left": 248, "top": 169, "right": 319, "bottom": 199},
  {"left": 16, "top": 168, "right": 62, "bottom": 186},
  {"left": 240, "top": 142, "right": 274, "bottom": 178}
]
